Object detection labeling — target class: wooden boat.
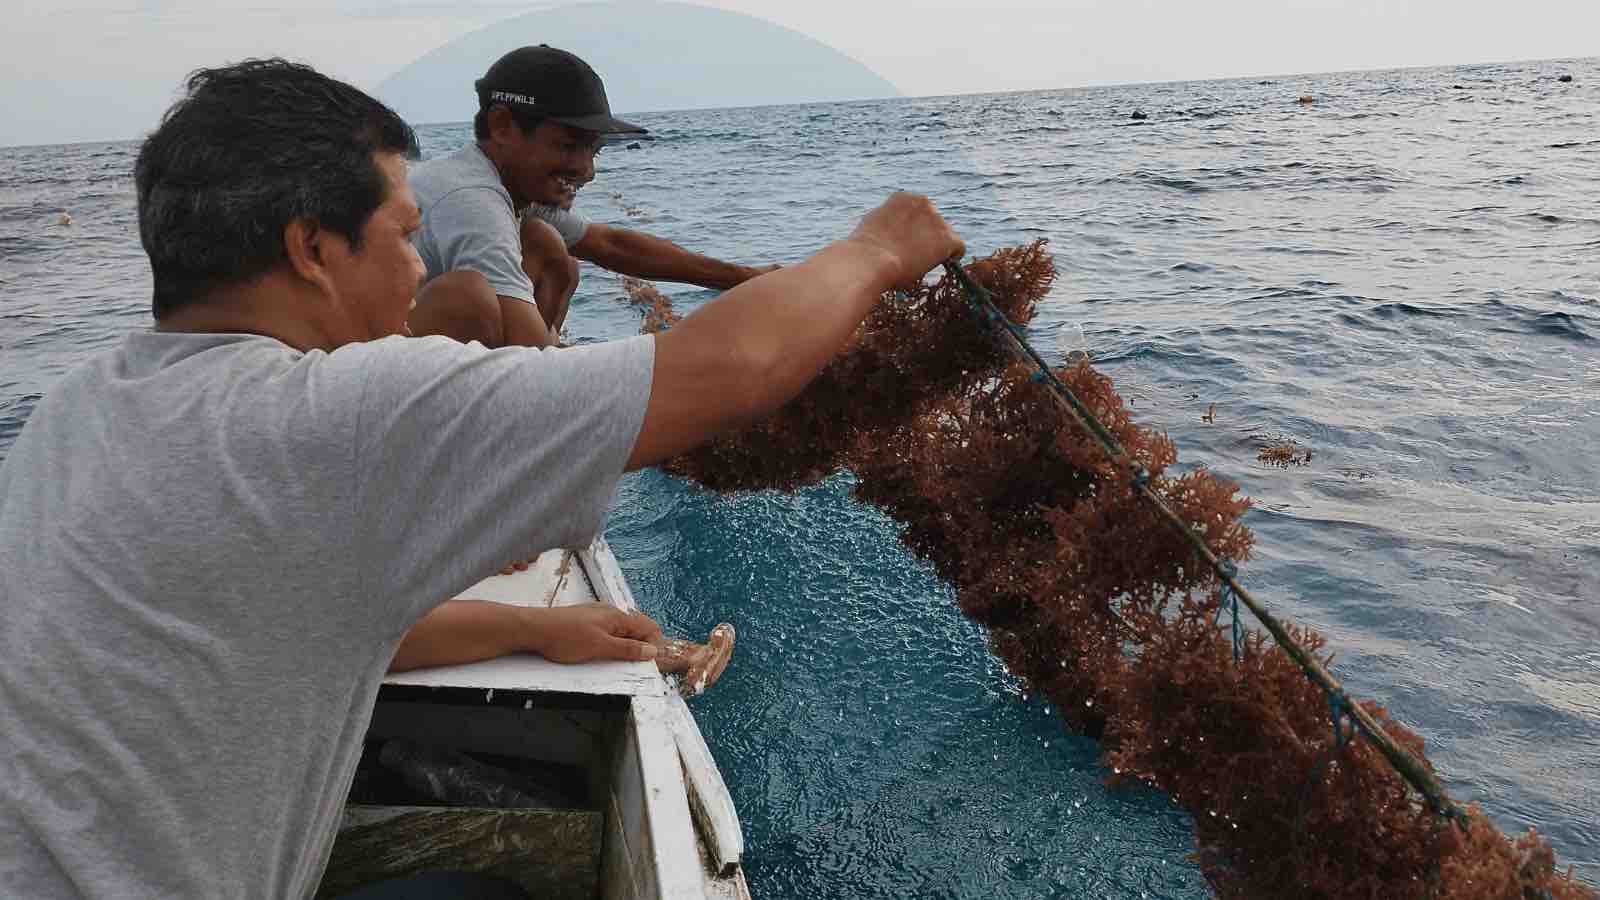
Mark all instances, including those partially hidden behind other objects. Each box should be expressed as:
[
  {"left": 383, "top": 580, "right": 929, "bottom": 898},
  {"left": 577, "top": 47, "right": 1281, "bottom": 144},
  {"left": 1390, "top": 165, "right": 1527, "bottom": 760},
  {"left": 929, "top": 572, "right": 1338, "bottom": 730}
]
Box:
[{"left": 318, "top": 537, "right": 750, "bottom": 900}]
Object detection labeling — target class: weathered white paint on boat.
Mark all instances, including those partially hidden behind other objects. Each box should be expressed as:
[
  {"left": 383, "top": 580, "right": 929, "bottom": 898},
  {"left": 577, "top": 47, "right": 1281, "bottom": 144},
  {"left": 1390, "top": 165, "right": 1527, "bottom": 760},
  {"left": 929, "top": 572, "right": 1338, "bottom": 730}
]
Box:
[
  {"left": 579, "top": 540, "right": 746, "bottom": 878},
  {"left": 666, "top": 690, "right": 743, "bottom": 878},
  {"left": 351, "top": 537, "right": 749, "bottom": 899}
]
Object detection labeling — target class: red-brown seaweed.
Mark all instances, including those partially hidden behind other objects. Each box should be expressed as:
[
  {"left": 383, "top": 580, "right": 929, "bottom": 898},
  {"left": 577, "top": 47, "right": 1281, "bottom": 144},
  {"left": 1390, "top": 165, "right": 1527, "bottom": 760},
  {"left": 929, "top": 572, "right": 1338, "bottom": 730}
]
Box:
[{"left": 634, "top": 242, "right": 1592, "bottom": 900}]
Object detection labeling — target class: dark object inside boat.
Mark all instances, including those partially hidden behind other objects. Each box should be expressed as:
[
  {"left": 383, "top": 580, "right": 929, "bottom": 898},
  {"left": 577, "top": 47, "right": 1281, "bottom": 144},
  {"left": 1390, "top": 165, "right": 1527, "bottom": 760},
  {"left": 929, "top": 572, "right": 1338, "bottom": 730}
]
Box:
[
  {"left": 320, "top": 699, "right": 620, "bottom": 900},
  {"left": 352, "top": 738, "right": 590, "bottom": 810}
]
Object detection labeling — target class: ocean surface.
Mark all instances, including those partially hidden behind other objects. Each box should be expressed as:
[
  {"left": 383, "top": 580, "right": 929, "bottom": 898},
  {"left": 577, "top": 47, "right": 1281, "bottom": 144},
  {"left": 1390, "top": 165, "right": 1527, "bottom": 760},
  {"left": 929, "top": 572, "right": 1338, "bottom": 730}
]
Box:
[{"left": 3, "top": 57, "right": 1597, "bottom": 896}]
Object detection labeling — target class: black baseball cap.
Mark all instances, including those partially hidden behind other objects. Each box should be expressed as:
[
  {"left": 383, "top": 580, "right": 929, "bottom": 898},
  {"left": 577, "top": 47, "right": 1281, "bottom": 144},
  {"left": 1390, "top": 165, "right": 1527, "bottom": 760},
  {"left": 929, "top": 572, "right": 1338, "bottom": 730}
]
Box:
[{"left": 475, "top": 45, "right": 647, "bottom": 135}]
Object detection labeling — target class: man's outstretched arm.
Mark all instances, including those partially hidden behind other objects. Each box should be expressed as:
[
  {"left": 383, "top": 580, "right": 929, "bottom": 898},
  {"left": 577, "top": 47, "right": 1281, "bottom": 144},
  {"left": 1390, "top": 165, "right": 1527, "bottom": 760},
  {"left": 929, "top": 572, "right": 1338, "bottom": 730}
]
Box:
[
  {"left": 625, "top": 192, "right": 963, "bottom": 471},
  {"left": 389, "top": 600, "right": 660, "bottom": 672},
  {"left": 389, "top": 600, "right": 736, "bottom": 695},
  {"left": 573, "top": 223, "right": 775, "bottom": 291}
]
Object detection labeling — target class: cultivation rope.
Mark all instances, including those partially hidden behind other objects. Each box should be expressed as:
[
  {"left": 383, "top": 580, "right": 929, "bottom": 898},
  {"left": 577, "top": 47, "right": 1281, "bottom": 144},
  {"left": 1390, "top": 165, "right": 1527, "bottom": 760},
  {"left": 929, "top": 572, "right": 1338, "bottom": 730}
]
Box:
[
  {"left": 942, "top": 259, "right": 1466, "bottom": 823},
  {"left": 1218, "top": 560, "right": 1242, "bottom": 663}
]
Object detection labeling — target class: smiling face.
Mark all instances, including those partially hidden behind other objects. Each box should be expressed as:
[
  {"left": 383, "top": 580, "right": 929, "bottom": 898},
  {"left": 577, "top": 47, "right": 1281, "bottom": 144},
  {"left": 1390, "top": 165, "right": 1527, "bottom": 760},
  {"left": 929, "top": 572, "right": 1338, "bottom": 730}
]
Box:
[
  {"left": 483, "top": 111, "right": 601, "bottom": 210},
  {"left": 323, "top": 152, "right": 426, "bottom": 342}
]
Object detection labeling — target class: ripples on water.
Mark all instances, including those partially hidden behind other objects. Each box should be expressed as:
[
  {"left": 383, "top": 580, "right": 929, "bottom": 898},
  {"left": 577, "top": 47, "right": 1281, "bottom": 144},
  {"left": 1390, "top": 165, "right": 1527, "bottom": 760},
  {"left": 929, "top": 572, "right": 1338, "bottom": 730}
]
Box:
[{"left": 3, "top": 58, "right": 1597, "bottom": 896}]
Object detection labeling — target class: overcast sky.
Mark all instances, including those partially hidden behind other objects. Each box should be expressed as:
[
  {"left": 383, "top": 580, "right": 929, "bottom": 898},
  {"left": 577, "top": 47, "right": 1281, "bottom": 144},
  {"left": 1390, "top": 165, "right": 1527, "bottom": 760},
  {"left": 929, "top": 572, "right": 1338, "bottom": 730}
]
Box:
[{"left": 3, "top": 0, "right": 1595, "bottom": 146}]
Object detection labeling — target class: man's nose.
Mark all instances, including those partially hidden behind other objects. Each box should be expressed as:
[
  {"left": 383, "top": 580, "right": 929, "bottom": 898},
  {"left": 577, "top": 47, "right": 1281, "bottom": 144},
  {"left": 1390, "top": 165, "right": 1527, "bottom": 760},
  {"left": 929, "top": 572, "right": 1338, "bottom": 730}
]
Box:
[{"left": 409, "top": 244, "right": 426, "bottom": 287}]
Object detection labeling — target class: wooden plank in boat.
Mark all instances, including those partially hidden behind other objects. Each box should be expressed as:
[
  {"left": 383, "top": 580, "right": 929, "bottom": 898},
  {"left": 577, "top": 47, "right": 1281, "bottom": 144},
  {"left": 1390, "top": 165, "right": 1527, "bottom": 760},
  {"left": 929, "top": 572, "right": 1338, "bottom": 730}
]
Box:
[
  {"left": 666, "top": 691, "right": 743, "bottom": 877},
  {"left": 578, "top": 537, "right": 640, "bottom": 613},
  {"left": 459, "top": 549, "right": 595, "bottom": 609},
  {"left": 366, "top": 701, "right": 615, "bottom": 773},
  {"left": 381, "top": 654, "right": 661, "bottom": 698},
  {"left": 315, "top": 806, "right": 601, "bottom": 900},
  {"left": 604, "top": 692, "right": 704, "bottom": 900}
]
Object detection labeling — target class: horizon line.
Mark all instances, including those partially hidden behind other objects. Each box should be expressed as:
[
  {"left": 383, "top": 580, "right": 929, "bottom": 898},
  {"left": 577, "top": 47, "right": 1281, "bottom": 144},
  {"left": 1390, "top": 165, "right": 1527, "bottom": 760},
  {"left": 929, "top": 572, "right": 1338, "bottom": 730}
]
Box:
[{"left": 3, "top": 52, "right": 1592, "bottom": 151}]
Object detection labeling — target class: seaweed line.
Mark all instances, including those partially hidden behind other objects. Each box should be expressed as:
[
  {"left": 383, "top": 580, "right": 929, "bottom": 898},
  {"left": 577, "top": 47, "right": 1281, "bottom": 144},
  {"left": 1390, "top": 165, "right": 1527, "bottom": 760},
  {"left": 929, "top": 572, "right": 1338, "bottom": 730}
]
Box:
[{"left": 638, "top": 242, "right": 1590, "bottom": 899}]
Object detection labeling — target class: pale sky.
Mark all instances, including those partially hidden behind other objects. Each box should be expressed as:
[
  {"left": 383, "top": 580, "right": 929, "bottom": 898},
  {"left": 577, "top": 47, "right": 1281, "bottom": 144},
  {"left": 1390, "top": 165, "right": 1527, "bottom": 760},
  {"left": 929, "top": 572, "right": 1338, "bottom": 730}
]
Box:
[{"left": 2, "top": 0, "right": 1595, "bottom": 146}]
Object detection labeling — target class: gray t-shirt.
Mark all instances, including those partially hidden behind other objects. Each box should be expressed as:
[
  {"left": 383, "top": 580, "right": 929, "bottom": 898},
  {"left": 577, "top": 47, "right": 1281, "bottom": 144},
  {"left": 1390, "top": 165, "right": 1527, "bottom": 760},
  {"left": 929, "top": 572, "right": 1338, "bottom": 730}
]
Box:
[
  {"left": 410, "top": 145, "right": 592, "bottom": 304},
  {"left": 526, "top": 203, "right": 591, "bottom": 249},
  {"left": 0, "top": 329, "right": 653, "bottom": 899}
]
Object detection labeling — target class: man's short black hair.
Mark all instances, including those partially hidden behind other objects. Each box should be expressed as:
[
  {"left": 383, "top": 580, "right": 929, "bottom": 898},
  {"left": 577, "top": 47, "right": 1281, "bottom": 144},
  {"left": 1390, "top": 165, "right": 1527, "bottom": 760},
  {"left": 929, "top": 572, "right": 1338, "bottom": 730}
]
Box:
[
  {"left": 135, "top": 59, "right": 419, "bottom": 320},
  {"left": 472, "top": 103, "right": 544, "bottom": 141}
]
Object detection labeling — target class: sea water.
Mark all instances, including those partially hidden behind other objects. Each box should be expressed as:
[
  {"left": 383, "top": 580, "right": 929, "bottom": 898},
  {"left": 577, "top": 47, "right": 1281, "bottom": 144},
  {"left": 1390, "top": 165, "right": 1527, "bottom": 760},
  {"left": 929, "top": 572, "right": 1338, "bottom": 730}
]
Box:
[{"left": 2, "top": 57, "right": 1596, "bottom": 897}]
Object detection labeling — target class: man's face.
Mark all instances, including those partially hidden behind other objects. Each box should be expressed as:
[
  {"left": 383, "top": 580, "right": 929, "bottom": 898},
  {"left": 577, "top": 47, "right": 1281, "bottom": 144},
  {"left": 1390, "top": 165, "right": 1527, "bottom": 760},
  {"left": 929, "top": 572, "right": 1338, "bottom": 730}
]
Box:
[
  {"left": 325, "top": 152, "right": 425, "bottom": 342},
  {"left": 499, "top": 118, "right": 601, "bottom": 209}
]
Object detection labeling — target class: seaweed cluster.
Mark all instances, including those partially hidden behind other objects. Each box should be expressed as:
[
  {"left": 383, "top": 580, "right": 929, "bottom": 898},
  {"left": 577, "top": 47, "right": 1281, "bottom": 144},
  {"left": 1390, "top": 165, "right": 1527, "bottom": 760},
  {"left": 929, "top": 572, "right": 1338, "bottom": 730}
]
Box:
[
  {"left": 620, "top": 276, "right": 679, "bottom": 334},
  {"left": 634, "top": 243, "right": 1591, "bottom": 899},
  {"left": 1257, "top": 437, "right": 1314, "bottom": 467}
]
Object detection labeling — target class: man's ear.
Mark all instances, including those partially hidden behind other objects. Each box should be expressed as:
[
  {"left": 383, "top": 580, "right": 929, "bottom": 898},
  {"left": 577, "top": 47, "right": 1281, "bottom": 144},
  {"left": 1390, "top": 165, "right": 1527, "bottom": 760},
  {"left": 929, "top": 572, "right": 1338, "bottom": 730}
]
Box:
[
  {"left": 485, "top": 106, "right": 516, "bottom": 142},
  {"left": 284, "top": 217, "right": 337, "bottom": 297}
]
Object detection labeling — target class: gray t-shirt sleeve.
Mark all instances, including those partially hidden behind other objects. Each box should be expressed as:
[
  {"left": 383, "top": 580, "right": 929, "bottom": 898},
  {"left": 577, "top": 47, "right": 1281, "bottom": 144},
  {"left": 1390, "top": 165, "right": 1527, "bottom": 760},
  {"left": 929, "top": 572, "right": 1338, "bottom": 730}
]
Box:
[
  {"left": 525, "top": 204, "right": 591, "bottom": 249},
  {"left": 421, "top": 187, "right": 536, "bottom": 302},
  {"left": 335, "top": 334, "right": 655, "bottom": 628}
]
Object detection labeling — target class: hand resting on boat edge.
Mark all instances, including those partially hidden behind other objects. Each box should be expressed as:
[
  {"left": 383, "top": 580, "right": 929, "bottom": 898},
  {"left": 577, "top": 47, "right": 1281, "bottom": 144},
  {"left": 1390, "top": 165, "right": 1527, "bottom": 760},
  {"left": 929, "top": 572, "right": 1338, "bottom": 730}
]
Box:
[{"left": 390, "top": 599, "right": 736, "bottom": 696}]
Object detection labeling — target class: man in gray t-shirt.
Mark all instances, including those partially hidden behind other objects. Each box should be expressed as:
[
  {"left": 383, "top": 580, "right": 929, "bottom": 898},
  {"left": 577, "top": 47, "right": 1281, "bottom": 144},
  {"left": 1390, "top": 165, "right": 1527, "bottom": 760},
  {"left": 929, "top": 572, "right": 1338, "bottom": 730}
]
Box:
[
  {"left": 0, "top": 60, "right": 961, "bottom": 900},
  {"left": 407, "top": 45, "right": 777, "bottom": 349}
]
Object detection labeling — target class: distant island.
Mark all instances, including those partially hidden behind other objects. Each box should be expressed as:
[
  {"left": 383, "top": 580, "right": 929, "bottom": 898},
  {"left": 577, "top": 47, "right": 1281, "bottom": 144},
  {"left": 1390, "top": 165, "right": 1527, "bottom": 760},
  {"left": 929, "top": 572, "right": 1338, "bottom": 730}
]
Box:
[{"left": 376, "top": 1, "right": 900, "bottom": 126}]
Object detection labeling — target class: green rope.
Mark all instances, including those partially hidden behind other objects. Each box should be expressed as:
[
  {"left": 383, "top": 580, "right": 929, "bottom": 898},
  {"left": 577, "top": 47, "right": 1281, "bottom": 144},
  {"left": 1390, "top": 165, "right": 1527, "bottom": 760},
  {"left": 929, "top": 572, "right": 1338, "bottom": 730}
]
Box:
[
  {"left": 1218, "top": 560, "right": 1243, "bottom": 663},
  {"left": 942, "top": 259, "right": 1466, "bottom": 824}
]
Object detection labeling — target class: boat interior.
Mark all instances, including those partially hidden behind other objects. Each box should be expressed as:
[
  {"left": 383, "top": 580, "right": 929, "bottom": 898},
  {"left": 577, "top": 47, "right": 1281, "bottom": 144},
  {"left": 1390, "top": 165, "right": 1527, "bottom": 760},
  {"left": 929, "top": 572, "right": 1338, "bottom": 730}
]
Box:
[{"left": 317, "top": 541, "right": 747, "bottom": 900}]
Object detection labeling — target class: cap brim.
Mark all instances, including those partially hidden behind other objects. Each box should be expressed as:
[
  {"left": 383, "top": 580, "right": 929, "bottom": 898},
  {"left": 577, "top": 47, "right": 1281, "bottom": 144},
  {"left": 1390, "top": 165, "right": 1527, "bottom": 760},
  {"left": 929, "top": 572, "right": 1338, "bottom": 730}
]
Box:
[{"left": 549, "top": 112, "right": 648, "bottom": 135}]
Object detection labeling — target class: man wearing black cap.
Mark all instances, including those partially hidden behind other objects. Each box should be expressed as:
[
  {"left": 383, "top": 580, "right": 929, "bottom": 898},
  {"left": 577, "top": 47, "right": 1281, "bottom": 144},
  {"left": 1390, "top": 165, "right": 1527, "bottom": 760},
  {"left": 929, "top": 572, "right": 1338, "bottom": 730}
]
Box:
[
  {"left": 408, "top": 45, "right": 775, "bottom": 348},
  {"left": 0, "top": 56, "right": 962, "bottom": 900}
]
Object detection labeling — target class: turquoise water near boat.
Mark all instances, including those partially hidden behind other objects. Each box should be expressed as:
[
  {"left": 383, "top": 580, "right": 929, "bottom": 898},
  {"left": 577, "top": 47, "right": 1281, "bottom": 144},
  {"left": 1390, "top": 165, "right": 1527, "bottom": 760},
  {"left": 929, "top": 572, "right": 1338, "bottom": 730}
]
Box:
[{"left": 3, "top": 57, "right": 1597, "bottom": 896}]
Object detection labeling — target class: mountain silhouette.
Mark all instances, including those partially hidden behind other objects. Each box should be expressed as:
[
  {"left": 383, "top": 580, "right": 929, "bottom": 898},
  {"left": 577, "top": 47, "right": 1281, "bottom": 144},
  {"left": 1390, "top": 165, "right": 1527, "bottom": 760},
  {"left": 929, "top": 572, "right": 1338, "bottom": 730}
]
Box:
[{"left": 376, "top": 1, "right": 900, "bottom": 125}]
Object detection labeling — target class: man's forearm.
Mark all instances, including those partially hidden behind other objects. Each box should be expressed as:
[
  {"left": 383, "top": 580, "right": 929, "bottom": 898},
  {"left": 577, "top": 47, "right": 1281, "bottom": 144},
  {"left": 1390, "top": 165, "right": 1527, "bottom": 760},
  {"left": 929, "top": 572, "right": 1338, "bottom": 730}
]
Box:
[
  {"left": 391, "top": 600, "right": 669, "bottom": 673},
  {"left": 389, "top": 599, "right": 533, "bottom": 672},
  {"left": 679, "top": 239, "right": 899, "bottom": 397},
  {"left": 624, "top": 238, "right": 900, "bottom": 468},
  {"left": 621, "top": 192, "right": 962, "bottom": 471},
  {"left": 581, "top": 226, "right": 758, "bottom": 290}
]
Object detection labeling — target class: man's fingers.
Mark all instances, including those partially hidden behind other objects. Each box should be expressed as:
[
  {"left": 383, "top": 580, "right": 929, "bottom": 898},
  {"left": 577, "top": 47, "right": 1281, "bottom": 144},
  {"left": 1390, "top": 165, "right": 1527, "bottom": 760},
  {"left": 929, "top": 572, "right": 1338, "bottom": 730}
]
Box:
[
  {"left": 590, "top": 609, "right": 662, "bottom": 664},
  {"left": 615, "top": 610, "right": 663, "bottom": 644},
  {"left": 602, "top": 636, "right": 657, "bottom": 662}
]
